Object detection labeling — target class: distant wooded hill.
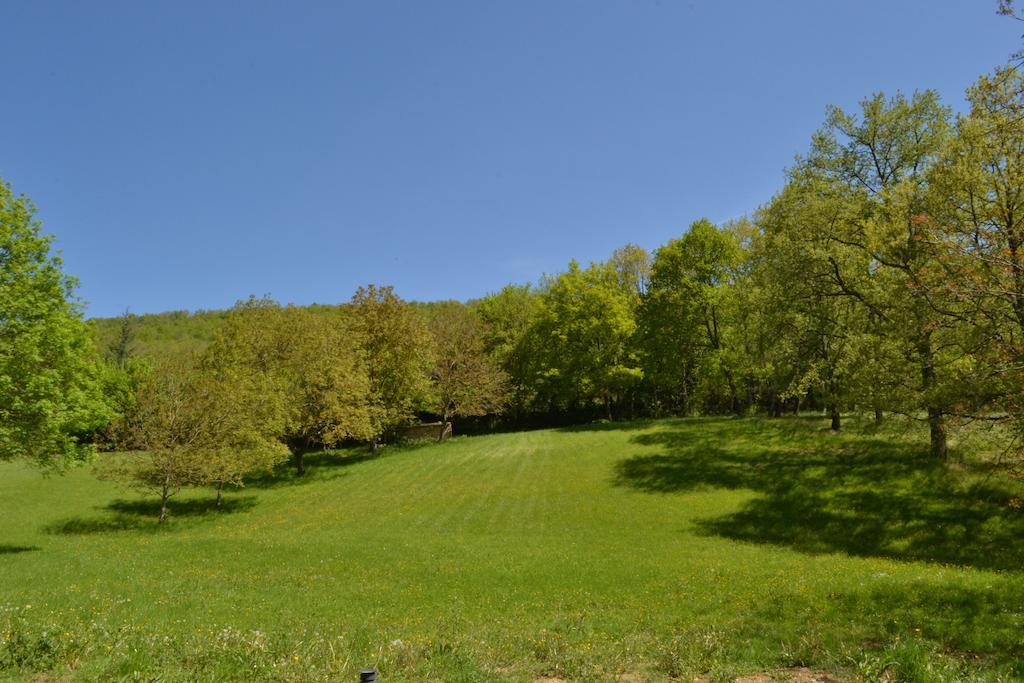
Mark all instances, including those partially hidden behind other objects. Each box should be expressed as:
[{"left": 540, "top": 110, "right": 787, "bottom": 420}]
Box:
[
  {"left": 89, "top": 309, "right": 230, "bottom": 359},
  {"left": 88, "top": 300, "right": 461, "bottom": 360}
]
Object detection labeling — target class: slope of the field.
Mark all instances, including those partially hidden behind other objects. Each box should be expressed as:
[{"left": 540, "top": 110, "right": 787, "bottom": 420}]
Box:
[{"left": 1, "top": 418, "right": 1022, "bottom": 682}]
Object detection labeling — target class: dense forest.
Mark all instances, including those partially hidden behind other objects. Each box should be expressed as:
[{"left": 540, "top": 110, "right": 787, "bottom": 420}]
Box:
[{"left": 7, "top": 62, "right": 1024, "bottom": 518}]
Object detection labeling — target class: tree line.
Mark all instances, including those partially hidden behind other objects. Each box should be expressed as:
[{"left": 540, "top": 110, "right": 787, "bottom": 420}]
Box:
[
  {"left": 477, "top": 66, "right": 1024, "bottom": 467},
  {"left": 4, "top": 63, "right": 1024, "bottom": 519}
]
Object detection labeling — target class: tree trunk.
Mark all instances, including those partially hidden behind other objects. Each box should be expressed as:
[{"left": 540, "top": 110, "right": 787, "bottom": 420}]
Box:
[
  {"left": 294, "top": 449, "right": 306, "bottom": 476},
  {"left": 605, "top": 393, "right": 613, "bottom": 421},
  {"left": 769, "top": 387, "right": 782, "bottom": 418},
  {"left": 159, "top": 480, "right": 170, "bottom": 524},
  {"left": 725, "top": 369, "right": 741, "bottom": 416},
  {"left": 216, "top": 480, "right": 224, "bottom": 508},
  {"left": 918, "top": 337, "right": 948, "bottom": 459},
  {"left": 439, "top": 412, "right": 449, "bottom": 441},
  {"left": 874, "top": 407, "right": 884, "bottom": 426},
  {"left": 928, "top": 407, "right": 948, "bottom": 459},
  {"left": 828, "top": 375, "right": 840, "bottom": 431}
]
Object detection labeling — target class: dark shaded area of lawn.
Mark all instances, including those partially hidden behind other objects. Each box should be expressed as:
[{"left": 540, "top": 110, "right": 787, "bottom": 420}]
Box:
[
  {"left": 244, "top": 448, "right": 381, "bottom": 489},
  {"left": 0, "top": 544, "right": 39, "bottom": 554},
  {"left": 41, "top": 448, "right": 398, "bottom": 535},
  {"left": 613, "top": 420, "right": 1024, "bottom": 571},
  {"left": 43, "top": 496, "right": 258, "bottom": 534}
]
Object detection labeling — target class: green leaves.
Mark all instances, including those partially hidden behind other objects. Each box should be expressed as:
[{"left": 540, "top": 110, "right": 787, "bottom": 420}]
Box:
[{"left": 0, "top": 179, "right": 105, "bottom": 468}]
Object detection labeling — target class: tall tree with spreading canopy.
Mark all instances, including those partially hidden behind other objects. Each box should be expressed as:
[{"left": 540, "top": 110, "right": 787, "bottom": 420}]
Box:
[
  {"left": 205, "top": 298, "right": 375, "bottom": 475},
  {"left": 0, "top": 179, "right": 107, "bottom": 468},
  {"left": 643, "top": 219, "right": 743, "bottom": 414},
  {"left": 930, "top": 65, "right": 1024, "bottom": 445},
  {"left": 530, "top": 261, "right": 642, "bottom": 420},
  {"left": 805, "top": 91, "right": 958, "bottom": 456}
]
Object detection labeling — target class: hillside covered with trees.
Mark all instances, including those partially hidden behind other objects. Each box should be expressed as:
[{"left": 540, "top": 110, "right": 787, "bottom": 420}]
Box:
[
  {"left": 68, "top": 64, "right": 1024, "bottom": 477},
  {"left": 5, "top": 6, "right": 1024, "bottom": 680}
]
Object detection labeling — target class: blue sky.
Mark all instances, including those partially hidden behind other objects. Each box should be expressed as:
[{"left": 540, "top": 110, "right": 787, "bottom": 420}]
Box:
[{"left": 1, "top": 1, "right": 1019, "bottom": 317}]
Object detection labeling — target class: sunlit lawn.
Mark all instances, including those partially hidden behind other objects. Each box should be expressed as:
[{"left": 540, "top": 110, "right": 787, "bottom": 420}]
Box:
[{"left": 1, "top": 417, "right": 1022, "bottom": 681}]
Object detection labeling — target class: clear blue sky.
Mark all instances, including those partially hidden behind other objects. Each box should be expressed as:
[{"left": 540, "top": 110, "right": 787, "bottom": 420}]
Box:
[{"left": 1, "top": 1, "right": 1018, "bottom": 317}]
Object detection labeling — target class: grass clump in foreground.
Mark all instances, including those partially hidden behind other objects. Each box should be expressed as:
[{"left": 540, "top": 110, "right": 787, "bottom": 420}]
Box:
[{"left": 0, "top": 416, "right": 1022, "bottom": 681}]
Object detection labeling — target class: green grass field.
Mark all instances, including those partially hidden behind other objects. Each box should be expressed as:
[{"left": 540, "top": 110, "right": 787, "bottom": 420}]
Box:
[{"left": 1, "top": 417, "right": 1022, "bottom": 682}]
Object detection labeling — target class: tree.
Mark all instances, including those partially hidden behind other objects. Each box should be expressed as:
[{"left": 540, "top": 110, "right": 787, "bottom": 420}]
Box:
[
  {"left": 643, "top": 219, "right": 743, "bottom": 415},
  {"left": 205, "top": 299, "right": 375, "bottom": 475},
  {"left": 196, "top": 361, "right": 291, "bottom": 506},
  {"left": 427, "top": 303, "right": 508, "bottom": 438},
  {"left": 530, "top": 261, "right": 642, "bottom": 420},
  {"left": 349, "top": 285, "right": 433, "bottom": 447},
  {"left": 608, "top": 243, "right": 652, "bottom": 299},
  {"left": 930, "top": 66, "right": 1024, "bottom": 444},
  {"left": 275, "top": 307, "right": 376, "bottom": 473},
  {"left": 754, "top": 171, "right": 883, "bottom": 431},
  {"left": 104, "top": 355, "right": 286, "bottom": 522},
  {"left": 805, "top": 91, "right": 958, "bottom": 456},
  {"left": 108, "top": 309, "right": 137, "bottom": 368},
  {"left": 0, "top": 179, "right": 107, "bottom": 468},
  {"left": 94, "top": 355, "right": 151, "bottom": 451},
  {"left": 475, "top": 284, "right": 539, "bottom": 421}
]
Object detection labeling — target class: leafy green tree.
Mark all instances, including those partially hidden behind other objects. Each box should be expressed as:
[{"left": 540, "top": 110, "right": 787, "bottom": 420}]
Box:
[
  {"left": 608, "top": 243, "right": 652, "bottom": 299},
  {"left": 108, "top": 309, "right": 138, "bottom": 368},
  {"left": 637, "top": 277, "right": 703, "bottom": 417},
  {"left": 643, "top": 219, "right": 743, "bottom": 414},
  {"left": 755, "top": 174, "right": 876, "bottom": 430},
  {"left": 196, "top": 362, "right": 291, "bottom": 505},
  {"left": 475, "top": 284, "right": 539, "bottom": 420},
  {"left": 531, "top": 261, "right": 641, "bottom": 420},
  {"left": 276, "top": 307, "right": 375, "bottom": 473},
  {"left": 930, "top": 66, "right": 1024, "bottom": 443},
  {"left": 104, "top": 355, "right": 285, "bottom": 522},
  {"left": 94, "top": 356, "right": 151, "bottom": 450},
  {"left": 427, "top": 303, "right": 508, "bottom": 437},
  {"left": 349, "top": 285, "right": 434, "bottom": 447},
  {"left": 805, "top": 91, "right": 958, "bottom": 456},
  {"left": 0, "top": 179, "right": 108, "bottom": 468},
  {"left": 205, "top": 298, "right": 375, "bottom": 475}
]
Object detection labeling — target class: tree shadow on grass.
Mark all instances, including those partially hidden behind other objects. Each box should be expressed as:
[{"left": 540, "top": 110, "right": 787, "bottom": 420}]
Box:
[
  {"left": 246, "top": 441, "right": 441, "bottom": 489},
  {"left": 614, "top": 422, "right": 1024, "bottom": 571},
  {"left": 43, "top": 496, "right": 258, "bottom": 535},
  {"left": 244, "top": 448, "right": 385, "bottom": 489},
  {"left": 0, "top": 545, "right": 39, "bottom": 555},
  {"left": 557, "top": 418, "right": 657, "bottom": 434}
]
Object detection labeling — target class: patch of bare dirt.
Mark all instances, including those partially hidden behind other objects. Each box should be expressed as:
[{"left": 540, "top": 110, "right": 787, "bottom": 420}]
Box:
[
  {"left": 735, "top": 669, "right": 842, "bottom": 683},
  {"left": 616, "top": 674, "right": 647, "bottom": 683}
]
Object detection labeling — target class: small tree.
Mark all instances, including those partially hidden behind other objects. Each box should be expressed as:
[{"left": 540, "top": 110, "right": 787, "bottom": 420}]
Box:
[
  {"left": 108, "top": 309, "right": 137, "bottom": 368},
  {"left": 428, "top": 303, "right": 508, "bottom": 438},
  {"left": 104, "top": 356, "right": 286, "bottom": 521},
  {"left": 195, "top": 368, "right": 289, "bottom": 505}
]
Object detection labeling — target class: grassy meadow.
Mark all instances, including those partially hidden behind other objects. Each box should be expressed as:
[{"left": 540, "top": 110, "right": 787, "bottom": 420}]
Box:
[{"left": 1, "top": 417, "right": 1022, "bottom": 682}]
